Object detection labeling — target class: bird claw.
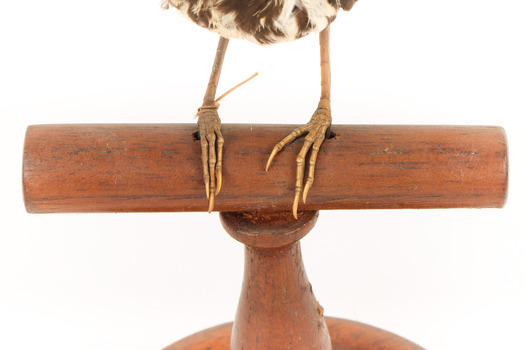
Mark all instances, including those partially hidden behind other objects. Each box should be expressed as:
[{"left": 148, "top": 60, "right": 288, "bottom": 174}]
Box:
[
  {"left": 197, "top": 107, "right": 224, "bottom": 212},
  {"left": 266, "top": 99, "right": 332, "bottom": 219}
]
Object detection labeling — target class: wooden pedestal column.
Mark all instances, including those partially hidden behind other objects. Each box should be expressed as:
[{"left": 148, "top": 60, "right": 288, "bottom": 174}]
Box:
[
  {"left": 164, "top": 210, "right": 424, "bottom": 350},
  {"left": 222, "top": 211, "right": 330, "bottom": 350}
]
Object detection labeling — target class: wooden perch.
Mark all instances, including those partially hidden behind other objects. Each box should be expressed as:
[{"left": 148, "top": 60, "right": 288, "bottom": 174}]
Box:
[{"left": 23, "top": 124, "right": 508, "bottom": 213}]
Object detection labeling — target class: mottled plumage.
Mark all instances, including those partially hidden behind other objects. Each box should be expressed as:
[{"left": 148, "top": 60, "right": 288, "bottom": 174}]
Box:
[{"left": 163, "top": 0, "right": 355, "bottom": 44}]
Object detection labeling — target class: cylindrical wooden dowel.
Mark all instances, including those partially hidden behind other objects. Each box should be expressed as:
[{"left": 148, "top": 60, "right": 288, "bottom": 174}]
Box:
[{"left": 23, "top": 124, "right": 508, "bottom": 213}]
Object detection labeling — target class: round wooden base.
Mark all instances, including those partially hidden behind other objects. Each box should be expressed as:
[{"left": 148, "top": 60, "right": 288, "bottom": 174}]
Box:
[{"left": 164, "top": 316, "right": 423, "bottom": 350}]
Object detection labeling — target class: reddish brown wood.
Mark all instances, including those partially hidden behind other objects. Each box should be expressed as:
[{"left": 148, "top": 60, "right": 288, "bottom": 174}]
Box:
[
  {"left": 23, "top": 124, "right": 508, "bottom": 213},
  {"left": 220, "top": 211, "right": 331, "bottom": 349},
  {"left": 163, "top": 318, "right": 423, "bottom": 350},
  {"left": 164, "top": 209, "right": 423, "bottom": 349}
]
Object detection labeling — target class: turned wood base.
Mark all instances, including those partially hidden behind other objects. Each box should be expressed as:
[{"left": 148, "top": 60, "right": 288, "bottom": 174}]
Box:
[
  {"left": 163, "top": 211, "right": 423, "bottom": 349},
  {"left": 164, "top": 317, "right": 422, "bottom": 350}
]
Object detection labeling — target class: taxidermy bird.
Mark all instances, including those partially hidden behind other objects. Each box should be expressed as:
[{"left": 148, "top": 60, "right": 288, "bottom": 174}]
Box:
[{"left": 162, "top": 0, "right": 358, "bottom": 218}]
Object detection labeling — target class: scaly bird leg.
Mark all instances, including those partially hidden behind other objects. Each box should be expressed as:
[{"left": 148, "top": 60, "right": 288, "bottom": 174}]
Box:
[
  {"left": 266, "top": 25, "right": 332, "bottom": 219},
  {"left": 198, "top": 36, "right": 229, "bottom": 212}
]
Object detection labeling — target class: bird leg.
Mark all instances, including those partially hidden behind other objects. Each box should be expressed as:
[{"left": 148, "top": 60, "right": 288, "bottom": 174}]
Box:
[
  {"left": 266, "top": 25, "right": 332, "bottom": 219},
  {"left": 198, "top": 36, "right": 229, "bottom": 212}
]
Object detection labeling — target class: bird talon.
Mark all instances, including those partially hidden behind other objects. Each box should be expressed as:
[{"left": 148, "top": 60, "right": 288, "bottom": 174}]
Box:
[
  {"left": 266, "top": 103, "right": 332, "bottom": 217},
  {"left": 198, "top": 108, "right": 223, "bottom": 212},
  {"left": 303, "top": 181, "right": 312, "bottom": 203},
  {"left": 208, "top": 193, "right": 215, "bottom": 213},
  {"left": 216, "top": 172, "right": 222, "bottom": 196},
  {"left": 266, "top": 148, "right": 278, "bottom": 172},
  {"left": 293, "top": 193, "right": 300, "bottom": 219}
]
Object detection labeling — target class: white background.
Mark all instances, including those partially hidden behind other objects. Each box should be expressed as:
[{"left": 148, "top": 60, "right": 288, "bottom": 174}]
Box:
[{"left": 1, "top": 1, "right": 524, "bottom": 349}]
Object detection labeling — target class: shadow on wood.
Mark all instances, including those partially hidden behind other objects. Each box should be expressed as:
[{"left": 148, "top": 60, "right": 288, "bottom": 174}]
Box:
[{"left": 23, "top": 123, "right": 508, "bottom": 213}]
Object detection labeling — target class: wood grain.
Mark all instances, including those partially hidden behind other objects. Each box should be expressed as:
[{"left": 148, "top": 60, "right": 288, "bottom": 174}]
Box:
[{"left": 23, "top": 124, "right": 508, "bottom": 213}]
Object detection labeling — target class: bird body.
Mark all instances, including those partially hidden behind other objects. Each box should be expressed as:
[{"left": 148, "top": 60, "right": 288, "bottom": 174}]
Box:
[{"left": 163, "top": 0, "right": 355, "bottom": 44}]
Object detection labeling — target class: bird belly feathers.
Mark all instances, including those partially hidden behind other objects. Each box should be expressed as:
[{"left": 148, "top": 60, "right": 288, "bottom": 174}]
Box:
[{"left": 163, "top": 0, "right": 341, "bottom": 44}]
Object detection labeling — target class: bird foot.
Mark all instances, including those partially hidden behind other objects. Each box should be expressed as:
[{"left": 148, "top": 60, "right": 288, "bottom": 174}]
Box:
[
  {"left": 197, "top": 106, "right": 224, "bottom": 212},
  {"left": 266, "top": 99, "right": 332, "bottom": 219}
]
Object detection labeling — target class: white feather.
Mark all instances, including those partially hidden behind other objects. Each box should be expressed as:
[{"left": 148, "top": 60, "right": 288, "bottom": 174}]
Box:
[{"left": 164, "top": 0, "right": 339, "bottom": 45}]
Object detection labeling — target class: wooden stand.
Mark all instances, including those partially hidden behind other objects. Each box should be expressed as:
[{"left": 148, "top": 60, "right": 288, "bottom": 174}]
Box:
[
  {"left": 22, "top": 123, "right": 508, "bottom": 349},
  {"left": 165, "top": 210, "right": 423, "bottom": 349}
]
